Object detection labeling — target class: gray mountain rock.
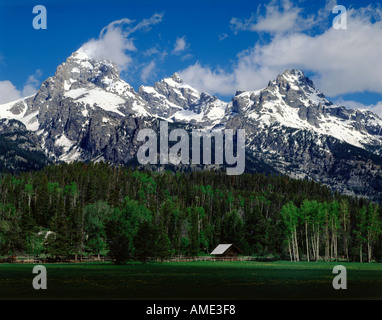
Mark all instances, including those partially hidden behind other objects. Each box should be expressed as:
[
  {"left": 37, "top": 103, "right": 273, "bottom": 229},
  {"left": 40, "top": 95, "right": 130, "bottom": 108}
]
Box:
[{"left": 0, "top": 51, "right": 382, "bottom": 201}]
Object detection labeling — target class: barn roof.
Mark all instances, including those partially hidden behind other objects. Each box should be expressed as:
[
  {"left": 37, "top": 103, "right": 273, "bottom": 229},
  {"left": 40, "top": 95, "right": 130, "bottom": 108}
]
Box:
[{"left": 210, "top": 244, "right": 242, "bottom": 255}]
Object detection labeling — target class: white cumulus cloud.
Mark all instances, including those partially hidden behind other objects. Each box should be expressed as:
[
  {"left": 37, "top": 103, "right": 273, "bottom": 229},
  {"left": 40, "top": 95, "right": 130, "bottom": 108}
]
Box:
[
  {"left": 334, "top": 98, "right": 382, "bottom": 118},
  {"left": 0, "top": 70, "right": 43, "bottom": 104},
  {"left": 79, "top": 13, "right": 164, "bottom": 72},
  {"left": 232, "top": 6, "right": 382, "bottom": 96},
  {"left": 178, "top": 62, "right": 235, "bottom": 96},
  {"left": 0, "top": 81, "right": 22, "bottom": 104},
  {"left": 141, "top": 61, "right": 157, "bottom": 83},
  {"left": 22, "top": 70, "right": 42, "bottom": 97},
  {"left": 172, "top": 36, "right": 188, "bottom": 54},
  {"left": 230, "top": 0, "right": 315, "bottom": 34},
  {"left": 180, "top": 2, "right": 382, "bottom": 110}
]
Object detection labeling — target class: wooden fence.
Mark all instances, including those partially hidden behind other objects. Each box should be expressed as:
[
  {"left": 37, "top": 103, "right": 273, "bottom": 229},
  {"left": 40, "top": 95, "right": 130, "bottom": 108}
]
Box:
[
  {"left": 0, "top": 256, "right": 113, "bottom": 264},
  {"left": 151, "top": 255, "right": 256, "bottom": 262},
  {"left": 0, "top": 255, "right": 276, "bottom": 264}
]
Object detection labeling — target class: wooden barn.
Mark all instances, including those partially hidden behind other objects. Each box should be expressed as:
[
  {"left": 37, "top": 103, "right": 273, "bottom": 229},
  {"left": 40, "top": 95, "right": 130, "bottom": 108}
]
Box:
[{"left": 210, "top": 244, "right": 243, "bottom": 260}]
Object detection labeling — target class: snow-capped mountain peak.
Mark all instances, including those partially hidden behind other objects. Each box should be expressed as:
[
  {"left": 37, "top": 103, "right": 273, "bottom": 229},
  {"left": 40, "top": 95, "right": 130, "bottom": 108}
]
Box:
[
  {"left": 228, "top": 69, "right": 382, "bottom": 153},
  {"left": 1, "top": 50, "right": 382, "bottom": 201},
  {"left": 169, "top": 72, "right": 183, "bottom": 84}
]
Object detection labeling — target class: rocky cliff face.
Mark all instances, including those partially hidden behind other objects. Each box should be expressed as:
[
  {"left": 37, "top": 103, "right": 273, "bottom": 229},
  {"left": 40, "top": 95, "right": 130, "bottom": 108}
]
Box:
[
  {"left": 1, "top": 52, "right": 382, "bottom": 201},
  {"left": 0, "top": 119, "right": 51, "bottom": 172},
  {"left": 226, "top": 69, "right": 382, "bottom": 201}
]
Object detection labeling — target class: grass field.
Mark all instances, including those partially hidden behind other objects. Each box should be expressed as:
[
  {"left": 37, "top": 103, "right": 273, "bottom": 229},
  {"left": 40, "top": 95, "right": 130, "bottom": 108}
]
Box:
[{"left": 0, "top": 261, "right": 381, "bottom": 300}]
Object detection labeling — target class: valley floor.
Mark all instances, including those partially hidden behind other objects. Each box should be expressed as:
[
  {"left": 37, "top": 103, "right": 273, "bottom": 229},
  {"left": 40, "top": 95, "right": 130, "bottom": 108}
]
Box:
[{"left": 1, "top": 261, "right": 381, "bottom": 300}]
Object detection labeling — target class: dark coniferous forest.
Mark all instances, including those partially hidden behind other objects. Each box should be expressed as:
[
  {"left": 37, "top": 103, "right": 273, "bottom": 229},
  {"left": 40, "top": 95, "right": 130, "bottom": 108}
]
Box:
[{"left": 0, "top": 162, "right": 380, "bottom": 264}]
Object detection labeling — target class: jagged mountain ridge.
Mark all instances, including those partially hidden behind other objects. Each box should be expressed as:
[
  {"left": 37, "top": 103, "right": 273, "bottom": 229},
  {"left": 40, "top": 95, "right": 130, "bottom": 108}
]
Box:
[
  {"left": 1, "top": 50, "right": 382, "bottom": 201},
  {"left": 225, "top": 69, "right": 382, "bottom": 201}
]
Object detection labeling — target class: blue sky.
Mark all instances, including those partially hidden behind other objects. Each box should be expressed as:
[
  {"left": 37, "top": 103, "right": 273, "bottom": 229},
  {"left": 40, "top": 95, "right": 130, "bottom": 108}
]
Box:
[{"left": 1, "top": 0, "right": 382, "bottom": 114}]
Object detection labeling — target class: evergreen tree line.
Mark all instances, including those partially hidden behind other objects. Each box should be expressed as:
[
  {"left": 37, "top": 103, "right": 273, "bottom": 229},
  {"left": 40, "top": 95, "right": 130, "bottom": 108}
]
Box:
[{"left": 0, "top": 162, "right": 380, "bottom": 263}]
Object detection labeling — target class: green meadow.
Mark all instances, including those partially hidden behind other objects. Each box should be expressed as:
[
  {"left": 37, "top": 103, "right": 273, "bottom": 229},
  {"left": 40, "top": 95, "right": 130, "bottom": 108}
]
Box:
[{"left": 0, "top": 261, "right": 381, "bottom": 300}]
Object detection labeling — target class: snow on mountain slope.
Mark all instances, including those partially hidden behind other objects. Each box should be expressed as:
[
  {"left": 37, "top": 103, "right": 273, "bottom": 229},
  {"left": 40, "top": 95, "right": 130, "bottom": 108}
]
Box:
[
  {"left": 64, "top": 87, "right": 127, "bottom": 116},
  {"left": 156, "top": 72, "right": 200, "bottom": 107},
  {"left": 232, "top": 69, "right": 382, "bottom": 153},
  {"left": 0, "top": 96, "right": 39, "bottom": 131},
  {"left": 1, "top": 49, "right": 382, "bottom": 201},
  {"left": 0, "top": 49, "right": 232, "bottom": 163},
  {"left": 137, "top": 73, "right": 229, "bottom": 126},
  {"left": 170, "top": 92, "right": 229, "bottom": 128},
  {"left": 1, "top": 48, "right": 382, "bottom": 172}
]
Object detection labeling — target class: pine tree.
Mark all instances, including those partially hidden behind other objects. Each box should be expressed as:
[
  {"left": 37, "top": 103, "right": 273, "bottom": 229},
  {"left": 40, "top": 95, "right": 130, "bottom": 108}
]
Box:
[
  {"left": 156, "top": 232, "right": 171, "bottom": 261},
  {"left": 134, "top": 220, "right": 157, "bottom": 262}
]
